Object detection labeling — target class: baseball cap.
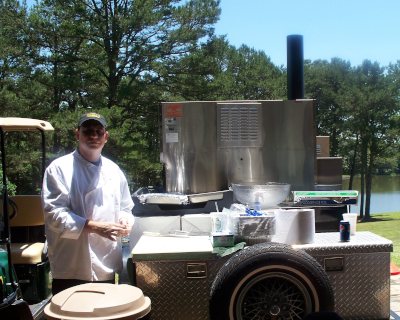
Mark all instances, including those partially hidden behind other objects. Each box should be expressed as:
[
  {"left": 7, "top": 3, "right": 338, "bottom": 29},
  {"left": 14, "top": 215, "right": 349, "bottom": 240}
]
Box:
[{"left": 78, "top": 113, "right": 107, "bottom": 128}]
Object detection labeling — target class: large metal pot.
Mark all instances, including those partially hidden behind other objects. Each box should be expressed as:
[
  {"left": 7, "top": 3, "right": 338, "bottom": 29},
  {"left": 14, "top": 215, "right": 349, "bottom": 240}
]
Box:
[{"left": 231, "top": 183, "right": 291, "bottom": 209}]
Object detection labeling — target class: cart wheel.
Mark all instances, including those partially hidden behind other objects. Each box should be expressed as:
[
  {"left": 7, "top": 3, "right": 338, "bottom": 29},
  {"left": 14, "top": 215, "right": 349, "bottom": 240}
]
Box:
[
  {"left": 8, "top": 197, "right": 18, "bottom": 220},
  {"left": 209, "top": 242, "right": 334, "bottom": 320}
]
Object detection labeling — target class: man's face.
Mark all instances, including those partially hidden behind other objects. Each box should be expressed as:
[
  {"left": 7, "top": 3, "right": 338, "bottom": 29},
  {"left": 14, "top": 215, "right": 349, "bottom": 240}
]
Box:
[{"left": 75, "top": 120, "right": 108, "bottom": 152}]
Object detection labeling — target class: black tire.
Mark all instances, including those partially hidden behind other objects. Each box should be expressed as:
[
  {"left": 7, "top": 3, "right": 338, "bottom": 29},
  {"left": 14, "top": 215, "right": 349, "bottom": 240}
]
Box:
[{"left": 209, "top": 242, "right": 334, "bottom": 320}]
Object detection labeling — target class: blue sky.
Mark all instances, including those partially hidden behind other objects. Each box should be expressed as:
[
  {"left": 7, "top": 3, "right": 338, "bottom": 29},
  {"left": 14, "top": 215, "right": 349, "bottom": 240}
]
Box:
[{"left": 214, "top": 0, "right": 400, "bottom": 68}]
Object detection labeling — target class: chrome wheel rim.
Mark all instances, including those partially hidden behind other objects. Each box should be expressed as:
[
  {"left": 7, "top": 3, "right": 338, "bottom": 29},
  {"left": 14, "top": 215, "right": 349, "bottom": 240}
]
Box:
[{"left": 235, "top": 272, "right": 312, "bottom": 320}]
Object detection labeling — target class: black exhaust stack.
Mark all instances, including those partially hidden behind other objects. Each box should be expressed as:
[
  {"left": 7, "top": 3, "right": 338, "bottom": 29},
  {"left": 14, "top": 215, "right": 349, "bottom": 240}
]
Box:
[{"left": 287, "top": 35, "right": 304, "bottom": 100}]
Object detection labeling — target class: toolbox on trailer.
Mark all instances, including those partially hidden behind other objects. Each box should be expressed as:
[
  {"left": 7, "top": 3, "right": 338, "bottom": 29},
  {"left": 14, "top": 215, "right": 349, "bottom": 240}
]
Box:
[{"left": 294, "top": 231, "right": 392, "bottom": 320}]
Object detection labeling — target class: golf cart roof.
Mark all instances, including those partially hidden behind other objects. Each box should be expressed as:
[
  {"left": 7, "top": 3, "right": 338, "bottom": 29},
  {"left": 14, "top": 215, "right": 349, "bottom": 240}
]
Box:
[{"left": 0, "top": 118, "right": 54, "bottom": 132}]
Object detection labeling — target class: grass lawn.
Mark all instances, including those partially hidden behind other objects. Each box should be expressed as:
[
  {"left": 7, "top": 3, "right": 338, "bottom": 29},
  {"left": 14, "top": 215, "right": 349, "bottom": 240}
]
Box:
[{"left": 356, "top": 211, "right": 400, "bottom": 266}]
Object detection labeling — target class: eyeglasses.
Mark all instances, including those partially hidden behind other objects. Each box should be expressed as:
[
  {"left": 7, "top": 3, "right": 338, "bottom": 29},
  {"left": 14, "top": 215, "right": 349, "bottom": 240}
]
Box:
[{"left": 81, "top": 129, "right": 106, "bottom": 137}]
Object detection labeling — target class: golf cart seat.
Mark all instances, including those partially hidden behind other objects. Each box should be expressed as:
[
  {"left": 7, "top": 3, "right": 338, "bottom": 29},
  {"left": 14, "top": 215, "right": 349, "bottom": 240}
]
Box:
[
  {"left": 8, "top": 195, "right": 51, "bottom": 302},
  {"left": 10, "top": 242, "right": 45, "bottom": 264}
]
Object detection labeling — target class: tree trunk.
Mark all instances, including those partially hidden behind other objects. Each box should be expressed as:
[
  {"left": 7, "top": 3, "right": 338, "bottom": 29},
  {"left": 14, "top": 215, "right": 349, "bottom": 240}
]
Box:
[
  {"left": 359, "top": 139, "right": 368, "bottom": 218},
  {"left": 52, "top": 132, "right": 60, "bottom": 155},
  {"left": 348, "top": 134, "right": 359, "bottom": 190},
  {"left": 365, "top": 145, "right": 374, "bottom": 219},
  {"left": 331, "top": 125, "right": 337, "bottom": 157}
]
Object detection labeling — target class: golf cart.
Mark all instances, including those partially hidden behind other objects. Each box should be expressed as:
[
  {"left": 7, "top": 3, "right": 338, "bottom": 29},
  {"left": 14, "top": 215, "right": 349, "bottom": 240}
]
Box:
[{"left": 0, "top": 117, "right": 54, "bottom": 319}]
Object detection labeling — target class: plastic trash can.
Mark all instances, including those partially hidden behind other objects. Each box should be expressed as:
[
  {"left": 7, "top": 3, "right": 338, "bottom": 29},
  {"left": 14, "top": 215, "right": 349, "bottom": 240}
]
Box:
[{"left": 44, "top": 283, "right": 151, "bottom": 320}]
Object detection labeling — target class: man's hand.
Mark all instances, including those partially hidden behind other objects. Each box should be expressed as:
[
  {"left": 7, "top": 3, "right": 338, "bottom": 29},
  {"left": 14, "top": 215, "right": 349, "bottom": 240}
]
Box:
[
  {"left": 117, "top": 218, "right": 131, "bottom": 237},
  {"left": 83, "top": 220, "right": 128, "bottom": 241}
]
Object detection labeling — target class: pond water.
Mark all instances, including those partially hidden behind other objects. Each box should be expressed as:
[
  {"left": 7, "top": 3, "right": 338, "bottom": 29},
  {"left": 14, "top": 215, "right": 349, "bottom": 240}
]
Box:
[{"left": 342, "top": 175, "right": 400, "bottom": 214}]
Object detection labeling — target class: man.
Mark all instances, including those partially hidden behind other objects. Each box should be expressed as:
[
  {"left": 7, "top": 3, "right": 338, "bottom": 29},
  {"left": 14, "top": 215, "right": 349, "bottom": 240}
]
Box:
[{"left": 42, "top": 112, "right": 134, "bottom": 295}]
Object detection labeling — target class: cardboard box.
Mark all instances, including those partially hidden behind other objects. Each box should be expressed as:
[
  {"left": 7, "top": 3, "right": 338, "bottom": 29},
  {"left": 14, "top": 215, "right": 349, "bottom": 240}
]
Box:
[
  {"left": 293, "top": 191, "right": 359, "bottom": 206},
  {"left": 210, "top": 233, "right": 234, "bottom": 247}
]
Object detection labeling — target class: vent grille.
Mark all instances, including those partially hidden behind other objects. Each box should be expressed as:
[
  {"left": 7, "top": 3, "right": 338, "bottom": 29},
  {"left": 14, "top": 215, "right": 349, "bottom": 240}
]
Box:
[{"left": 218, "top": 103, "right": 261, "bottom": 148}]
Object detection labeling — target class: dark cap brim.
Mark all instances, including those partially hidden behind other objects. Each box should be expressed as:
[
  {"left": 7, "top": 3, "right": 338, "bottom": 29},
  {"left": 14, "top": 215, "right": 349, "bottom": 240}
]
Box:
[{"left": 78, "top": 113, "right": 107, "bottom": 128}]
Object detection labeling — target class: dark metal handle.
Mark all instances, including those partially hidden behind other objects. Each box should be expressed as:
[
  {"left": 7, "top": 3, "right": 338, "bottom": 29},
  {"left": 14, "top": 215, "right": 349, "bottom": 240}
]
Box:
[{"left": 8, "top": 197, "right": 17, "bottom": 221}]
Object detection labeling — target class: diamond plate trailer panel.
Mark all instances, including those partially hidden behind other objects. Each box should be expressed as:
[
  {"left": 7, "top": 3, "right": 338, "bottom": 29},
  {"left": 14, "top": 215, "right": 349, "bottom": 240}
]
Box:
[
  {"left": 131, "top": 231, "right": 392, "bottom": 320},
  {"left": 294, "top": 232, "right": 392, "bottom": 320}
]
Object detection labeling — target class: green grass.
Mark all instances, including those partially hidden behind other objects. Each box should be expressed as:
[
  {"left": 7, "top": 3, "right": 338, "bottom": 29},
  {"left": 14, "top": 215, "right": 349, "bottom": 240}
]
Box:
[{"left": 356, "top": 212, "right": 400, "bottom": 266}]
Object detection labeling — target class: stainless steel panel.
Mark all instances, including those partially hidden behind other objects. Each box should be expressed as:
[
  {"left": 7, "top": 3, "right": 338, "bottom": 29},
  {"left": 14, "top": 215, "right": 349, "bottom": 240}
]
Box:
[
  {"left": 162, "top": 100, "right": 316, "bottom": 194},
  {"left": 163, "top": 101, "right": 220, "bottom": 194},
  {"left": 256, "top": 100, "right": 316, "bottom": 192},
  {"left": 316, "top": 136, "right": 330, "bottom": 157},
  {"left": 316, "top": 157, "right": 343, "bottom": 185}
]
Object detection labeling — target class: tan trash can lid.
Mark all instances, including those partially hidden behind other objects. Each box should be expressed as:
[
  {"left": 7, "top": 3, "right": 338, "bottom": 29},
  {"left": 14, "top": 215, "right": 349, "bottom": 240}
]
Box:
[{"left": 44, "top": 283, "right": 151, "bottom": 320}]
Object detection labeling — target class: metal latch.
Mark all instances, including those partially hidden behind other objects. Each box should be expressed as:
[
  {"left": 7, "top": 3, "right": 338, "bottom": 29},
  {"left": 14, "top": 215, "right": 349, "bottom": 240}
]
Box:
[
  {"left": 324, "top": 257, "right": 344, "bottom": 272},
  {"left": 186, "top": 263, "right": 207, "bottom": 279}
]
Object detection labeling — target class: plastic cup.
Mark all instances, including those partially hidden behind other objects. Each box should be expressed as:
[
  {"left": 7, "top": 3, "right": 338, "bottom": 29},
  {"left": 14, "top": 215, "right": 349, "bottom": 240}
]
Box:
[
  {"left": 210, "top": 212, "right": 226, "bottom": 233},
  {"left": 342, "top": 213, "right": 357, "bottom": 235}
]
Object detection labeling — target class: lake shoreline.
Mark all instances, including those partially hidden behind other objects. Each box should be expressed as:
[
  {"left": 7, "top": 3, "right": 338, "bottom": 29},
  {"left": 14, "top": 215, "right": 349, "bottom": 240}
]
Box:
[{"left": 342, "top": 175, "right": 400, "bottom": 215}]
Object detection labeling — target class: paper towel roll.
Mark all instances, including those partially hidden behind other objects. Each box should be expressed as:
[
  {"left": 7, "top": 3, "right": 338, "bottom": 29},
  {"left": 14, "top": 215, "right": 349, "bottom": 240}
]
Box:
[{"left": 272, "top": 209, "right": 315, "bottom": 245}]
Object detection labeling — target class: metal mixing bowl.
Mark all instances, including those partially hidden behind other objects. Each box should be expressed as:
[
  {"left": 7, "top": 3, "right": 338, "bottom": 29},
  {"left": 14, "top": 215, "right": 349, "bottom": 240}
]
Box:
[{"left": 231, "top": 182, "right": 291, "bottom": 209}]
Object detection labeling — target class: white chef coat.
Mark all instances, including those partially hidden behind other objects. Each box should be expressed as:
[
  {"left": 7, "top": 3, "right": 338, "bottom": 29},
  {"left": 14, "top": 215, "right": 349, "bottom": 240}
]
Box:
[{"left": 42, "top": 150, "right": 134, "bottom": 281}]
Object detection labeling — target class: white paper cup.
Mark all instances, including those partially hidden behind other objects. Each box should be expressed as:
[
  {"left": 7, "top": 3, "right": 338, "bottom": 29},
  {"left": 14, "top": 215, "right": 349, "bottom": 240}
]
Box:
[{"left": 342, "top": 213, "right": 357, "bottom": 235}]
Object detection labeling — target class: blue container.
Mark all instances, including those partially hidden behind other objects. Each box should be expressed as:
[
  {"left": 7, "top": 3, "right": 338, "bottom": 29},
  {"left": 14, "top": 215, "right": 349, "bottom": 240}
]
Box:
[{"left": 340, "top": 220, "right": 350, "bottom": 242}]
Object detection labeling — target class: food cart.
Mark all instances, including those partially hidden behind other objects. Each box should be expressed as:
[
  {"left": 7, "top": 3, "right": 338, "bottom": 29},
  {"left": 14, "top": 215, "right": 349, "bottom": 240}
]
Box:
[{"left": 126, "top": 99, "right": 395, "bottom": 320}]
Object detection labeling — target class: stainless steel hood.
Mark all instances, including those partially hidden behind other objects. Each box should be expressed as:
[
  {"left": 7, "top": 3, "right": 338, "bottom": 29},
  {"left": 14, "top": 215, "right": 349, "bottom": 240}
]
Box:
[{"left": 161, "top": 99, "right": 317, "bottom": 195}]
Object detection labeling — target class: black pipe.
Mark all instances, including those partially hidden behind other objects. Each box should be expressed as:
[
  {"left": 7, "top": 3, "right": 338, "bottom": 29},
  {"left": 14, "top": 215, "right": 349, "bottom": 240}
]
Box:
[
  {"left": 41, "top": 129, "right": 46, "bottom": 181},
  {"left": 287, "top": 35, "right": 305, "bottom": 100}
]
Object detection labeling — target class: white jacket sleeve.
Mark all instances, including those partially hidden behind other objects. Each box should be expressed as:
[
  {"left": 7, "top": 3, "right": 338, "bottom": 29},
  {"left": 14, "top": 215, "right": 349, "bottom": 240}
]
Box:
[
  {"left": 42, "top": 165, "right": 86, "bottom": 240},
  {"left": 118, "top": 168, "right": 134, "bottom": 226}
]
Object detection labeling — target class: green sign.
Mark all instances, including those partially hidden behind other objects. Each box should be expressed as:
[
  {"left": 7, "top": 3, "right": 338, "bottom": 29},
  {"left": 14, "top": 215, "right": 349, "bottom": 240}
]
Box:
[{"left": 293, "top": 191, "right": 358, "bottom": 197}]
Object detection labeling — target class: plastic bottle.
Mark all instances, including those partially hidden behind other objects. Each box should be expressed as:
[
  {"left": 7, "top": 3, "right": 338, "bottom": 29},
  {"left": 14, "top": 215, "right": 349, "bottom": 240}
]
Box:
[{"left": 253, "top": 192, "right": 263, "bottom": 213}]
